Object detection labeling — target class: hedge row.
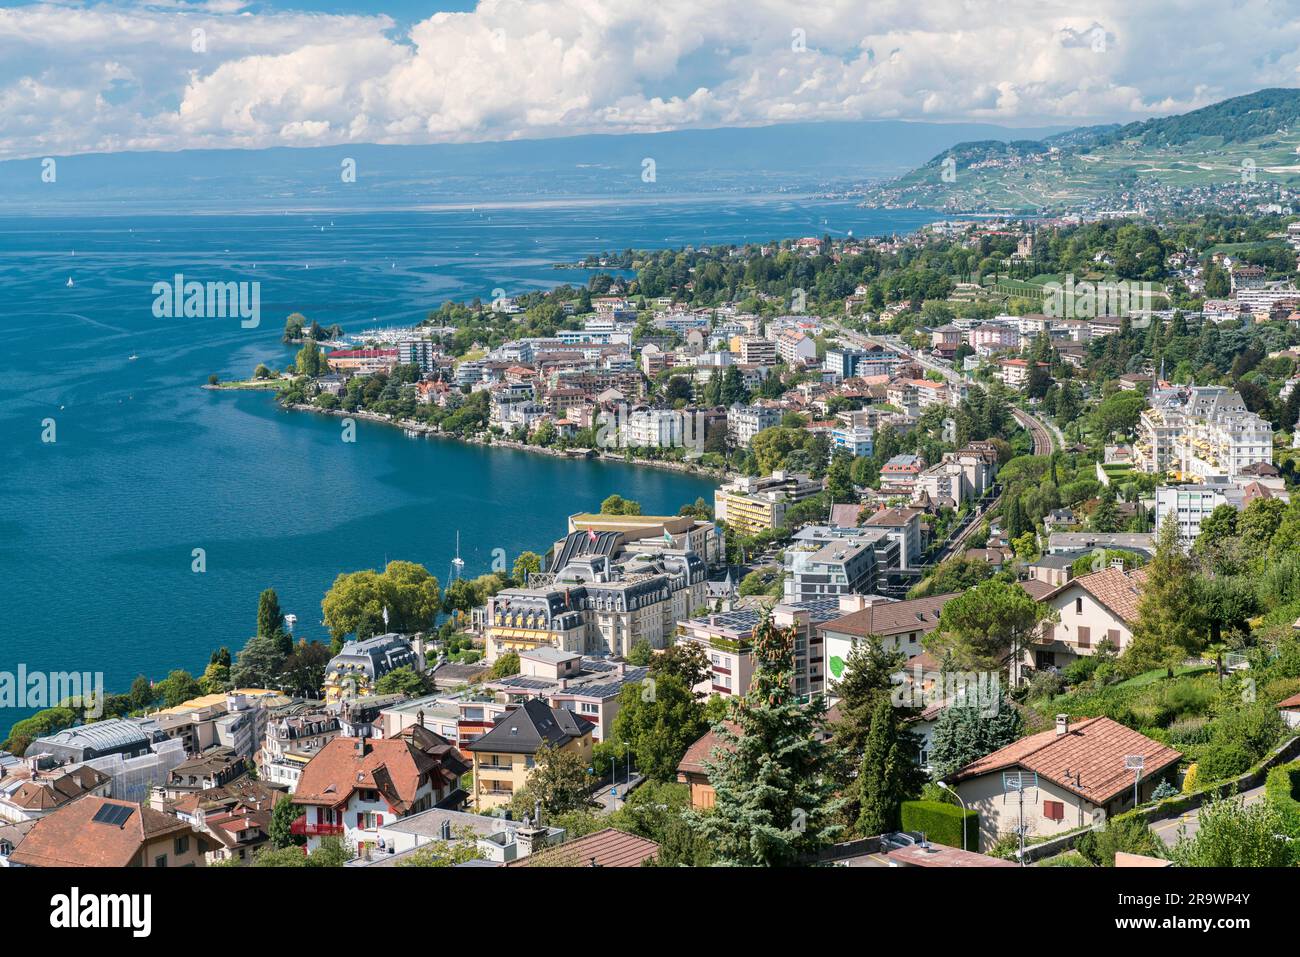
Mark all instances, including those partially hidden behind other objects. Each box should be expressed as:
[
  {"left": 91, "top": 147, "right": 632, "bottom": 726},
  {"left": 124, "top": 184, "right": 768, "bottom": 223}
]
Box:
[
  {"left": 1264, "top": 761, "right": 1300, "bottom": 837},
  {"left": 900, "top": 800, "right": 979, "bottom": 852}
]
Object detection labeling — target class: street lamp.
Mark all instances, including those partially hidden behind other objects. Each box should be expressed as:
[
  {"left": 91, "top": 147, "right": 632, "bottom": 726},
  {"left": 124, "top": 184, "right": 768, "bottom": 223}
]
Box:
[{"left": 937, "top": 780, "right": 969, "bottom": 852}]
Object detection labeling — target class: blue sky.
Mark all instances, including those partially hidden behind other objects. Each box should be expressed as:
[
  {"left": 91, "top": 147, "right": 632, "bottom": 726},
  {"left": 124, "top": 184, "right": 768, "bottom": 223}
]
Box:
[{"left": 2, "top": 0, "right": 1299, "bottom": 160}]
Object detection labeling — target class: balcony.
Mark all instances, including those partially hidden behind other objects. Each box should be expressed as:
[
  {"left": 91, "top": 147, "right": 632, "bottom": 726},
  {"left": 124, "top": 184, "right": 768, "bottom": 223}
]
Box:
[{"left": 290, "top": 815, "right": 344, "bottom": 837}]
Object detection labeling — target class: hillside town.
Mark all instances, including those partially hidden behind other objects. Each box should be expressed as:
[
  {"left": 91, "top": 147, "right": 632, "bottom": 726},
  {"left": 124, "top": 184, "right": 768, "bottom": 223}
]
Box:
[{"left": 8, "top": 213, "right": 1300, "bottom": 871}]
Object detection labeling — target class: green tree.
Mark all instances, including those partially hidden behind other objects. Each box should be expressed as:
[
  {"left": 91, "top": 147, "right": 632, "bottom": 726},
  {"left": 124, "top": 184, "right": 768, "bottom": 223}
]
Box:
[
  {"left": 626, "top": 639, "right": 653, "bottom": 666},
  {"left": 827, "top": 636, "right": 907, "bottom": 768},
  {"left": 927, "top": 688, "right": 1023, "bottom": 781},
  {"left": 483, "top": 652, "right": 520, "bottom": 681},
  {"left": 856, "top": 697, "right": 926, "bottom": 837},
  {"left": 929, "top": 579, "right": 1055, "bottom": 683},
  {"left": 229, "top": 632, "right": 288, "bottom": 689},
  {"left": 1169, "top": 793, "right": 1297, "bottom": 867},
  {"left": 649, "top": 641, "right": 710, "bottom": 690},
  {"left": 609, "top": 673, "right": 707, "bottom": 782},
  {"left": 129, "top": 675, "right": 157, "bottom": 712},
  {"left": 153, "top": 670, "right": 202, "bottom": 709},
  {"left": 321, "top": 561, "right": 442, "bottom": 643},
  {"left": 199, "top": 659, "right": 232, "bottom": 695},
  {"left": 691, "top": 615, "right": 845, "bottom": 865},
  {"left": 257, "top": 588, "right": 285, "bottom": 639},
  {"left": 1075, "top": 815, "right": 1165, "bottom": 866},
  {"left": 826, "top": 451, "right": 855, "bottom": 502},
  {"left": 1239, "top": 497, "right": 1286, "bottom": 551},
  {"left": 374, "top": 665, "right": 428, "bottom": 697},
  {"left": 269, "top": 795, "right": 306, "bottom": 848},
  {"left": 512, "top": 551, "right": 542, "bottom": 583},
  {"left": 1126, "top": 520, "right": 1203, "bottom": 676},
  {"left": 524, "top": 744, "right": 594, "bottom": 815},
  {"left": 600, "top": 495, "right": 642, "bottom": 516}
]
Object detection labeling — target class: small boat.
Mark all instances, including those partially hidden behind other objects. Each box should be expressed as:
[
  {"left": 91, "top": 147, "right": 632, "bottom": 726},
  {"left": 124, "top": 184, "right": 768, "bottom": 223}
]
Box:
[
  {"left": 66, "top": 277, "right": 74, "bottom": 287},
  {"left": 128, "top": 354, "right": 139, "bottom": 361},
  {"left": 449, "top": 531, "right": 466, "bottom": 581}
]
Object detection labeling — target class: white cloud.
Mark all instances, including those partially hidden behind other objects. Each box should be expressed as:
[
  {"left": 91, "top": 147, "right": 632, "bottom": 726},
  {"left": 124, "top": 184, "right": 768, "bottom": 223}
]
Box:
[{"left": 3, "top": 0, "right": 1300, "bottom": 159}]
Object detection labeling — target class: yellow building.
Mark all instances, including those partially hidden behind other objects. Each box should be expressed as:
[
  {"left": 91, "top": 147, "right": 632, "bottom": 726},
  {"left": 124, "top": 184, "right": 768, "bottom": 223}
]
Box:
[
  {"left": 465, "top": 699, "right": 594, "bottom": 810},
  {"left": 713, "top": 472, "right": 822, "bottom": 536}
]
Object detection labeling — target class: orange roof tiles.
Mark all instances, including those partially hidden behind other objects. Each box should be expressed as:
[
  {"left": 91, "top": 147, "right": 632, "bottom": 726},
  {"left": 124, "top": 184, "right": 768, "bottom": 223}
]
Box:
[
  {"left": 506, "top": 827, "right": 659, "bottom": 867},
  {"left": 955, "top": 716, "right": 1181, "bottom": 806}
]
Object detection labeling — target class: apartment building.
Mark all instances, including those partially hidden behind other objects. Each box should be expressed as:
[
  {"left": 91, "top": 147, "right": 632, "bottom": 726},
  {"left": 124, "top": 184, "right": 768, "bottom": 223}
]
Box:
[
  {"left": 482, "top": 649, "right": 646, "bottom": 743},
  {"left": 994, "top": 358, "right": 1048, "bottom": 390},
  {"left": 830, "top": 424, "right": 874, "bottom": 458},
  {"left": 968, "top": 321, "right": 1020, "bottom": 354},
  {"left": 727, "top": 403, "right": 782, "bottom": 447},
  {"left": 485, "top": 547, "right": 706, "bottom": 662},
  {"left": 291, "top": 733, "right": 469, "bottom": 853},
  {"left": 465, "top": 699, "right": 594, "bottom": 810},
  {"left": 676, "top": 599, "right": 843, "bottom": 699},
  {"left": 1135, "top": 386, "right": 1274, "bottom": 481},
  {"left": 861, "top": 506, "right": 924, "bottom": 569},
  {"left": 625, "top": 408, "right": 686, "bottom": 448},
  {"left": 259, "top": 708, "right": 341, "bottom": 792},
  {"left": 1153, "top": 483, "right": 1247, "bottom": 543},
  {"left": 323, "top": 634, "right": 420, "bottom": 703},
  {"left": 783, "top": 538, "right": 878, "bottom": 603},
  {"left": 564, "top": 513, "right": 724, "bottom": 568},
  {"left": 776, "top": 329, "right": 817, "bottom": 365},
  {"left": 713, "top": 471, "right": 822, "bottom": 535},
  {"left": 823, "top": 345, "right": 902, "bottom": 380},
  {"left": 735, "top": 335, "right": 777, "bottom": 366},
  {"left": 818, "top": 593, "right": 958, "bottom": 685}
]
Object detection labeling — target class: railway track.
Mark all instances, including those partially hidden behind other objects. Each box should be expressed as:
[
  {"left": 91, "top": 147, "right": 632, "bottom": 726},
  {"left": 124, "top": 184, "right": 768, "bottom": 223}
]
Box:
[{"left": 1012, "top": 407, "right": 1055, "bottom": 456}]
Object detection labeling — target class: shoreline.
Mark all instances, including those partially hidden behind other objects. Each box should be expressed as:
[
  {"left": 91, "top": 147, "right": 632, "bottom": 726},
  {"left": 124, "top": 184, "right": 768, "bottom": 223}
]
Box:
[{"left": 278, "top": 399, "right": 731, "bottom": 484}]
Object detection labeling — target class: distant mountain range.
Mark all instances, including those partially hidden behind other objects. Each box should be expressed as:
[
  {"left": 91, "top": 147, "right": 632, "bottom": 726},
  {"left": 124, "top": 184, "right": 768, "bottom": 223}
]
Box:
[
  {"left": 0, "top": 119, "right": 1066, "bottom": 213},
  {"left": 862, "top": 88, "right": 1300, "bottom": 213}
]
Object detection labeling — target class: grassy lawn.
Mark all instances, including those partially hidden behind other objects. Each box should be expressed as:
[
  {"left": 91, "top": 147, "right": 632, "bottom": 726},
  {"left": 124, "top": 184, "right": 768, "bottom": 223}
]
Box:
[{"left": 1112, "top": 664, "right": 1214, "bottom": 690}]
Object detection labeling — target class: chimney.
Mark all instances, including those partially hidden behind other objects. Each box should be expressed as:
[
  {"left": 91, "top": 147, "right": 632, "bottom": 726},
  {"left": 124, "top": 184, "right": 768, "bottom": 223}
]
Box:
[
  {"left": 356, "top": 736, "right": 370, "bottom": 757},
  {"left": 616, "top": 662, "right": 626, "bottom": 677},
  {"left": 1056, "top": 714, "right": 1069, "bottom": 736}
]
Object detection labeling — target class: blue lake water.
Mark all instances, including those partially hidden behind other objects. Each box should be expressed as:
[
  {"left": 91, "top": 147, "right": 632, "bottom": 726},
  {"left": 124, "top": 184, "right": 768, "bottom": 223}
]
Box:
[{"left": 0, "top": 196, "right": 937, "bottom": 724}]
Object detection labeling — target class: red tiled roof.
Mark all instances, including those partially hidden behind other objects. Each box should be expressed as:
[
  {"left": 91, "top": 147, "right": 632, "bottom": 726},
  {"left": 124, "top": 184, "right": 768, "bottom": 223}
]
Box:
[
  {"left": 1046, "top": 566, "right": 1148, "bottom": 625},
  {"left": 506, "top": 827, "right": 659, "bottom": 867},
  {"left": 9, "top": 796, "right": 196, "bottom": 868},
  {"left": 676, "top": 722, "right": 739, "bottom": 776},
  {"left": 1278, "top": 692, "right": 1300, "bottom": 710},
  {"left": 292, "top": 737, "right": 449, "bottom": 813},
  {"left": 954, "top": 716, "right": 1182, "bottom": 806},
  {"left": 818, "top": 594, "right": 957, "bottom": 640}
]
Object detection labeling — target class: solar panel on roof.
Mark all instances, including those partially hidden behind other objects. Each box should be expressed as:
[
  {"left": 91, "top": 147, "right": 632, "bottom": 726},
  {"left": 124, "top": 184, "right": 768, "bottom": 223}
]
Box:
[{"left": 92, "top": 803, "right": 134, "bottom": 827}]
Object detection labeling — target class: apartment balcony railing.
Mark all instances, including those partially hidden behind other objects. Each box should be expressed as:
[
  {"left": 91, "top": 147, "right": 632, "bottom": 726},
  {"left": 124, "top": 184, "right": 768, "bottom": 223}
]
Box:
[{"left": 290, "top": 816, "right": 344, "bottom": 837}]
